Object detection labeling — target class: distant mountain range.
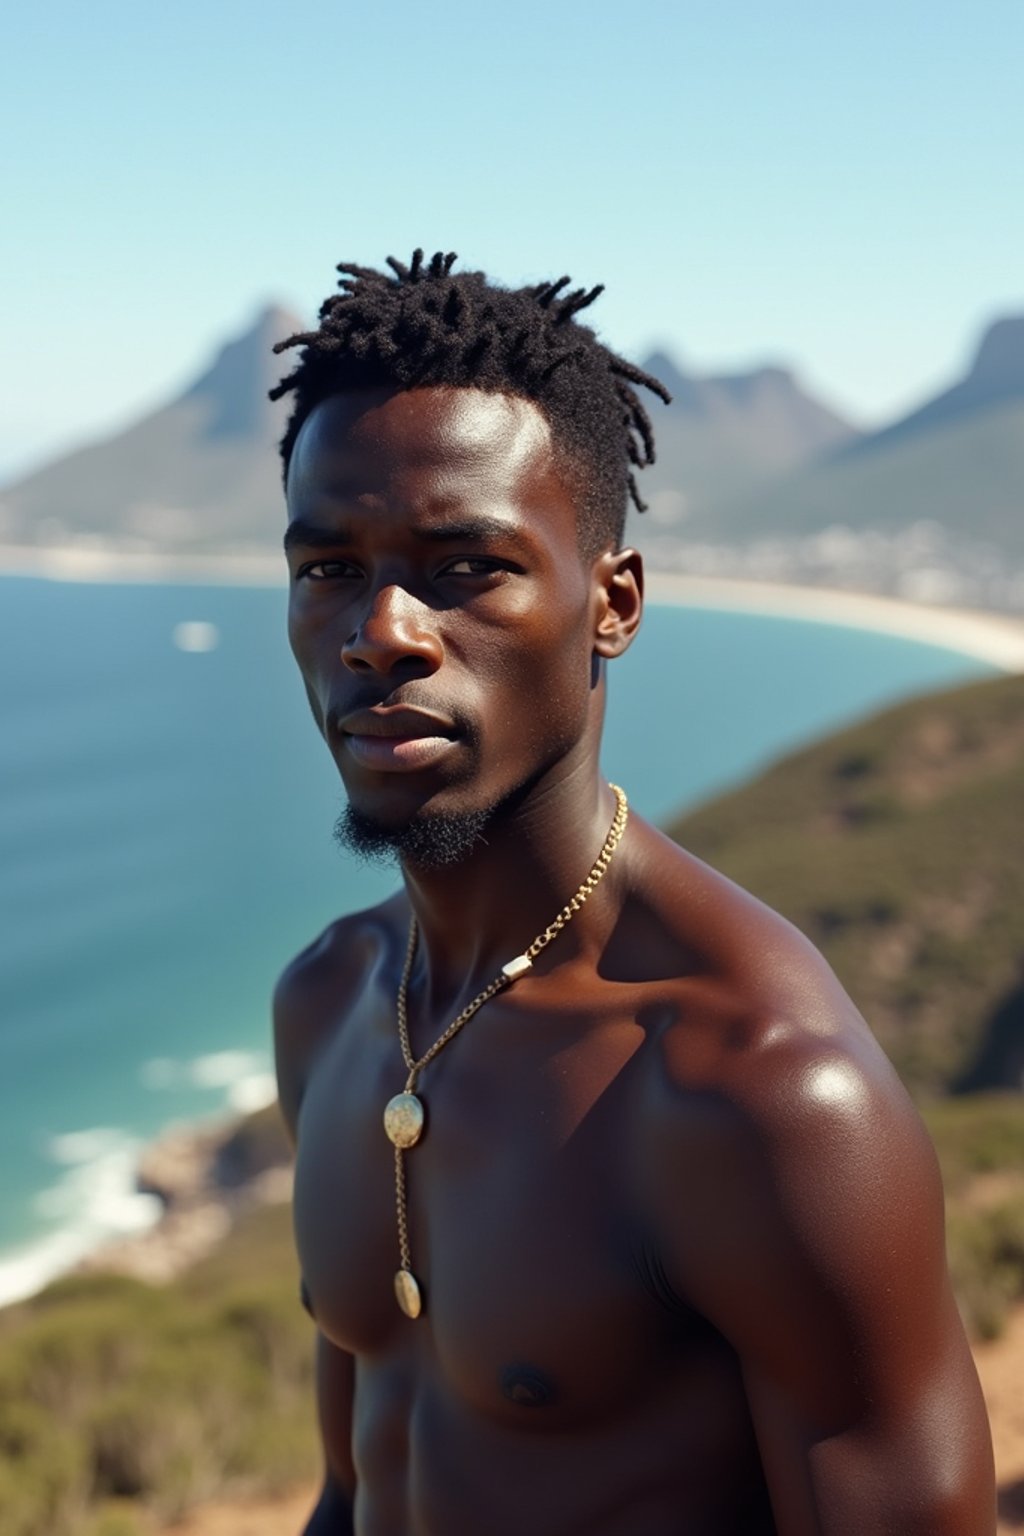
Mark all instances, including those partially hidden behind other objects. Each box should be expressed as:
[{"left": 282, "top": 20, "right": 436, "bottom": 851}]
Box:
[
  {"left": 0, "top": 306, "right": 300, "bottom": 558},
  {"left": 2, "top": 303, "right": 1022, "bottom": 609},
  {"left": 686, "top": 316, "right": 1024, "bottom": 556},
  {"left": 637, "top": 312, "right": 1024, "bottom": 610},
  {"left": 633, "top": 349, "right": 859, "bottom": 512}
]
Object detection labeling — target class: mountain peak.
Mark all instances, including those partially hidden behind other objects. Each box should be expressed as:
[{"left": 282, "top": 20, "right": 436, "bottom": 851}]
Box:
[
  {"left": 641, "top": 349, "right": 690, "bottom": 400},
  {"left": 967, "top": 315, "right": 1024, "bottom": 393},
  {"left": 184, "top": 303, "right": 304, "bottom": 441},
  {"left": 839, "top": 310, "right": 1024, "bottom": 461}
]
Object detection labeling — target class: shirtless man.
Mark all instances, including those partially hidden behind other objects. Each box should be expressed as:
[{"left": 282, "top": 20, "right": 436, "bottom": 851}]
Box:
[{"left": 271, "top": 251, "right": 995, "bottom": 1534}]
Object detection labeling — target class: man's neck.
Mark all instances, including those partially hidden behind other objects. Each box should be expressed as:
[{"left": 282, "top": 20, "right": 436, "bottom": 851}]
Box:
[{"left": 398, "top": 759, "right": 622, "bottom": 1021}]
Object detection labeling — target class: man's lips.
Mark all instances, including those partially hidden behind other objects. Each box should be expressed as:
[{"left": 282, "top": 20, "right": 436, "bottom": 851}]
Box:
[{"left": 338, "top": 706, "right": 460, "bottom": 773}]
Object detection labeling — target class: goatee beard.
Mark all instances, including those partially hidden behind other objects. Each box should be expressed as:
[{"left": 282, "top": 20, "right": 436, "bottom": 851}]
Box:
[{"left": 333, "top": 803, "right": 491, "bottom": 870}]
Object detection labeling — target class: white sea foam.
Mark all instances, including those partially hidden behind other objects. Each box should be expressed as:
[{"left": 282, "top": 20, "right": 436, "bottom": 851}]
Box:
[
  {"left": 0, "top": 1048, "right": 279, "bottom": 1308},
  {"left": 47, "top": 1126, "right": 126, "bottom": 1165},
  {"left": 140, "top": 1048, "right": 274, "bottom": 1103},
  {"left": 139, "top": 1046, "right": 279, "bottom": 1140},
  {"left": 226, "top": 1071, "right": 278, "bottom": 1113},
  {"left": 0, "top": 1129, "right": 163, "bottom": 1308},
  {"left": 188, "top": 1049, "right": 264, "bottom": 1089}
]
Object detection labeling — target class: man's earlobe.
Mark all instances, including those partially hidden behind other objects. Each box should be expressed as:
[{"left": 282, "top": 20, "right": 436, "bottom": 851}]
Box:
[{"left": 593, "top": 548, "right": 644, "bottom": 659}]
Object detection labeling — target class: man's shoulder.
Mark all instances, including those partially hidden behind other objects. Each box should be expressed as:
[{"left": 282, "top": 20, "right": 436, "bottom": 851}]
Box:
[
  {"left": 274, "top": 891, "right": 405, "bottom": 1016},
  {"left": 632, "top": 824, "right": 943, "bottom": 1302},
  {"left": 273, "top": 891, "right": 407, "bottom": 1142},
  {"left": 632, "top": 816, "right": 927, "bottom": 1174},
  {"left": 630, "top": 816, "right": 852, "bottom": 1028}
]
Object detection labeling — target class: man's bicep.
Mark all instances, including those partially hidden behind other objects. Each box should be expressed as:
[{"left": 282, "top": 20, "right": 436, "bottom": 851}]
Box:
[
  {"left": 301, "top": 1331, "right": 357, "bottom": 1535},
  {"left": 272, "top": 957, "right": 307, "bottom": 1148},
  {"left": 742, "top": 1312, "right": 994, "bottom": 1535},
  {"left": 316, "top": 1330, "right": 357, "bottom": 1497},
  {"left": 665, "top": 1047, "right": 994, "bottom": 1532},
  {"left": 272, "top": 923, "right": 346, "bottom": 1147}
]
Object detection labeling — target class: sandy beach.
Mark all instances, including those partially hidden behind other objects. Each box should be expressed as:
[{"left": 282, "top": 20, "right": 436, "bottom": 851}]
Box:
[
  {"left": 645, "top": 571, "right": 1024, "bottom": 673},
  {"left": 5, "top": 540, "right": 1024, "bottom": 672}
]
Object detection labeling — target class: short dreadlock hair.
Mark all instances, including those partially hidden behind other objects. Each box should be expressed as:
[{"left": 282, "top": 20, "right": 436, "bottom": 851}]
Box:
[{"left": 269, "top": 249, "right": 670, "bottom": 556}]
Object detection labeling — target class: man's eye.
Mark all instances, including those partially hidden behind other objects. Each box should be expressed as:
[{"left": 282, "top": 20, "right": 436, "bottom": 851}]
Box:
[
  {"left": 443, "top": 558, "right": 505, "bottom": 577},
  {"left": 300, "top": 560, "right": 360, "bottom": 581}
]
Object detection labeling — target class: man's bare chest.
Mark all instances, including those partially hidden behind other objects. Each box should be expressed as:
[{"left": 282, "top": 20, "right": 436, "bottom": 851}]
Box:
[{"left": 292, "top": 991, "right": 681, "bottom": 1421}]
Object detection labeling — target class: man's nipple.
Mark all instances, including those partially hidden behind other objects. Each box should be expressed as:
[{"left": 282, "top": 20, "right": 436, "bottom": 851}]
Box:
[{"left": 500, "top": 1364, "right": 557, "bottom": 1408}]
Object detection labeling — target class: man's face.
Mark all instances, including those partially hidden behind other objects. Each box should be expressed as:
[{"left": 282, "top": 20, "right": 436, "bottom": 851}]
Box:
[{"left": 284, "top": 386, "right": 612, "bottom": 858}]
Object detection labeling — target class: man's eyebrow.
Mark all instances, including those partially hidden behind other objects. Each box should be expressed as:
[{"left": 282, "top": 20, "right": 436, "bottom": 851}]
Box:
[
  {"left": 282, "top": 519, "right": 350, "bottom": 553},
  {"left": 283, "top": 514, "right": 528, "bottom": 552},
  {"left": 413, "top": 515, "right": 525, "bottom": 545}
]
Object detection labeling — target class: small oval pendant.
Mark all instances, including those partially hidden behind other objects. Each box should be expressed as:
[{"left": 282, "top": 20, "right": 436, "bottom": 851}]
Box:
[
  {"left": 384, "top": 1092, "right": 425, "bottom": 1149},
  {"left": 394, "top": 1268, "right": 423, "bottom": 1318}
]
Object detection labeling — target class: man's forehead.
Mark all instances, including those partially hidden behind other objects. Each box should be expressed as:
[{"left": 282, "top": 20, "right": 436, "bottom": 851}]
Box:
[{"left": 289, "top": 386, "right": 556, "bottom": 483}]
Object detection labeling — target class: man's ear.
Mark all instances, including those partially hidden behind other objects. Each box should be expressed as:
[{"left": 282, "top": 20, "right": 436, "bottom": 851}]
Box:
[{"left": 592, "top": 547, "right": 644, "bottom": 658}]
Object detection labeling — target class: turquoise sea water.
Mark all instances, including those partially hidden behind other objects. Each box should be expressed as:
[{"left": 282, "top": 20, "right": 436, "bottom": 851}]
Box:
[{"left": 0, "top": 575, "right": 999, "bottom": 1301}]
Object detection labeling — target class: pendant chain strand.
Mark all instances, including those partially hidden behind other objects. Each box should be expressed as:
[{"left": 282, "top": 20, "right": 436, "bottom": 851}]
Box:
[{"left": 385, "top": 785, "right": 629, "bottom": 1319}]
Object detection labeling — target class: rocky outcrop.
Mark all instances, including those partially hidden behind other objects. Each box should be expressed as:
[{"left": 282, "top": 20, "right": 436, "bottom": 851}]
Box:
[{"left": 79, "top": 1107, "right": 294, "bottom": 1284}]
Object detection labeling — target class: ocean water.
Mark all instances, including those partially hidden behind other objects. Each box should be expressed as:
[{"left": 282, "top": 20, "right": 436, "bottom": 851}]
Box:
[{"left": 0, "top": 574, "right": 999, "bottom": 1302}]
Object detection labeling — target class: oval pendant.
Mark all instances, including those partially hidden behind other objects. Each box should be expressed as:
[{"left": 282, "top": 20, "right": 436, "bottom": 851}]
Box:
[
  {"left": 384, "top": 1092, "right": 425, "bottom": 1149},
  {"left": 394, "top": 1268, "right": 423, "bottom": 1318}
]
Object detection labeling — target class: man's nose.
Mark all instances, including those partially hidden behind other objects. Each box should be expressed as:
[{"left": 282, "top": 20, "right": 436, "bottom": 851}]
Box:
[{"left": 340, "top": 583, "right": 443, "bottom": 676}]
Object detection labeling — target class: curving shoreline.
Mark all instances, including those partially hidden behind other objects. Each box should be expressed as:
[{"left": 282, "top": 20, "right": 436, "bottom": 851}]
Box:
[
  {"left": 645, "top": 572, "right": 1024, "bottom": 672},
  {"left": 0, "top": 1108, "right": 294, "bottom": 1309}
]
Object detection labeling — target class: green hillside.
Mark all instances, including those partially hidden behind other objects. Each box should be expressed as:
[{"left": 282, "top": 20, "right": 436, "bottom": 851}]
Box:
[
  {"left": 0, "top": 1202, "right": 313, "bottom": 1536},
  {"left": 666, "top": 671, "right": 1024, "bottom": 1096}
]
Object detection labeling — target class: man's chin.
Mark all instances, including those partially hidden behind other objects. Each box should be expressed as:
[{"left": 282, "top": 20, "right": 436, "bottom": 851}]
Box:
[{"left": 333, "top": 802, "right": 491, "bottom": 870}]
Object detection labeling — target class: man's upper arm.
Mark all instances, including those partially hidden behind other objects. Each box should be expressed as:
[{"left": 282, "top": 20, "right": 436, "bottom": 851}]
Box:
[
  {"left": 272, "top": 922, "right": 365, "bottom": 1532},
  {"left": 272, "top": 947, "right": 317, "bottom": 1150},
  {"left": 660, "top": 1031, "right": 995, "bottom": 1535},
  {"left": 301, "top": 1332, "right": 356, "bottom": 1535},
  {"left": 273, "top": 913, "right": 372, "bottom": 1148}
]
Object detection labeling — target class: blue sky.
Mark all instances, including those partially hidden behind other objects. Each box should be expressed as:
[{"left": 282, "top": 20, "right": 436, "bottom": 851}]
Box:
[{"left": 2, "top": 0, "right": 1021, "bottom": 479}]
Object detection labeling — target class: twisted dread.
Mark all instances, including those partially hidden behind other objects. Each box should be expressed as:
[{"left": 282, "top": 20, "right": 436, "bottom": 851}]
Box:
[{"left": 269, "top": 250, "right": 671, "bottom": 553}]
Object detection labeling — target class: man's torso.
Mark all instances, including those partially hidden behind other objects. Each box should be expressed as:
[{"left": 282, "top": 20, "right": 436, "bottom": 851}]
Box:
[{"left": 282, "top": 827, "right": 855, "bottom": 1533}]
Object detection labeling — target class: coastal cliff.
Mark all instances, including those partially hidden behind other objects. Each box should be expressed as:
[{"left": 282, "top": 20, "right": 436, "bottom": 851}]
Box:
[{"left": 75, "top": 1107, "right": 295, "bottom": 1287}]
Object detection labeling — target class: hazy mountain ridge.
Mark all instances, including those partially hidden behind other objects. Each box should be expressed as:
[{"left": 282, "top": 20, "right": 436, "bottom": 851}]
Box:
[
  {"left": 0, "top": 306, "right": 300, "bottom": 555},
  {"left": 649, "top": 313, "right": 1024, "bottom": 611},
  {"left": 637, "top": 349, "right": 860, "bottom": 516},
  {"left": 837, "top": 315, "right": 1024, "bottom": 458}
]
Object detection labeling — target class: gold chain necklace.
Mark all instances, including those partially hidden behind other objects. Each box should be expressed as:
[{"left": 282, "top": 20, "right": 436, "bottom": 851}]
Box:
[{"left": 384, "top": 784, "right": 629, "bottom": 1319}]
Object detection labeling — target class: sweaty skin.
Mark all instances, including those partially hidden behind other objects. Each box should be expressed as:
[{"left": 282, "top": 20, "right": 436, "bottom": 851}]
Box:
[{"left": 275, "top": 387, "right": 996, "bottom": 1536}]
